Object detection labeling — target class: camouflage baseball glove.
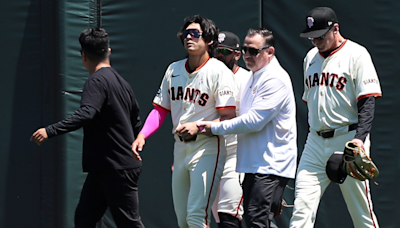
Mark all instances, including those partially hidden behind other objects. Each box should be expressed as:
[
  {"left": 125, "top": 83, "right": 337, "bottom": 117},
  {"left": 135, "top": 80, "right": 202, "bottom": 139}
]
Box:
[{"left": 343, "top": 141, "right": 379, "bottom": 181}]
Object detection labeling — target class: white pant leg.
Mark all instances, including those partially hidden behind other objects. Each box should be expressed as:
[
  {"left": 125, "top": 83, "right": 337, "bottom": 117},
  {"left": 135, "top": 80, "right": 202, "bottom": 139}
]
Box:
[
  {"left": 172, "top": 140, "right": 191, "bottom": 228},
  {"left": 215, "top": 152, "right": 243, "bottom": 220},
  {"left": 339, "top": 135, "right": 379, "bottom": 228},
  {"left": 289, "top": 132, "right": 331, "bottom": 228},
  {"left": 291, "top": 131, "right": 379, "bottom": 228},
  {"left": 186, "top": 136, "right": 226, "bottom": 228}
]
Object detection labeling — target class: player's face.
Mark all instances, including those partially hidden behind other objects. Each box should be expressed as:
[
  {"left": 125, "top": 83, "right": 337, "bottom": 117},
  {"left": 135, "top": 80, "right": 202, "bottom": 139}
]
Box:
[
  {"left": 182, "top": 23, "right": 208, "bottom": 56},
  {"left": 215, "top": 46, "right": 237, "bottom": 70},
  {"left": 310, "top": 29, "right": 335, "bottom": 52},
  {"left": 242, "top": 34, "right": 272, "bottom": 72}
]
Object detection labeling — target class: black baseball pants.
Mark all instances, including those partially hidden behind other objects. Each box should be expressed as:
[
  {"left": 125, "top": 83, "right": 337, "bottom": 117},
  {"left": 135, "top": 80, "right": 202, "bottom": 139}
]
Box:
[
  {"left": 242, "top": 173, "right": 289, "bottom": 228},
  {"left": 74, "top": 167, "right": 145, "bottom": 228}
]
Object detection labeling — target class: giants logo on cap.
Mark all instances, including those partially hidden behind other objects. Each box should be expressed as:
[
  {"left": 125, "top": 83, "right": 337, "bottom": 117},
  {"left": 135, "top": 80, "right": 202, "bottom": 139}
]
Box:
[
  {"left": 307, "top": 17, "right": 314, "bottom": 28},
  {"left": 218, "top": 33, "right": 226, "bottom": 43}
]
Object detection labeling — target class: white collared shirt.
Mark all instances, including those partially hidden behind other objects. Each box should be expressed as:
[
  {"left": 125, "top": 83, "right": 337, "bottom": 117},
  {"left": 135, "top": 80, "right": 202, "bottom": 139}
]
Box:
[{"left": 211, "top": 57, "right": 297, "bottom": 178}]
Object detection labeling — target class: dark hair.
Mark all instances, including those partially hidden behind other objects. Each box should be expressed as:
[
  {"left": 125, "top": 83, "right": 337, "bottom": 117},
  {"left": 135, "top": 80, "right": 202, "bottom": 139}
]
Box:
[
  {"left": 79, "top": 28, "right": 109, "bottom": 61},
  {"left": 177, "top": 14, "right": 219, "bottom": 56},
  {"left": 247, "top": 28, "right": 275, "bottom": 47}
]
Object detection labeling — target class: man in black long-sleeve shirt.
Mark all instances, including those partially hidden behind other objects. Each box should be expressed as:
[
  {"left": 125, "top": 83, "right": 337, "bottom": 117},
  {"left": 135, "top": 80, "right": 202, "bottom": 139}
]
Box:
[{"left": 31, "top": 28, "right": 145, "bottom": 228}]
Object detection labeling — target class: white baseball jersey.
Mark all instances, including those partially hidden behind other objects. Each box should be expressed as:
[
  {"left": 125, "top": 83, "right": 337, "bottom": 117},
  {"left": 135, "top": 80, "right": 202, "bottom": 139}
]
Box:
[
  {"left": 153, "top": 57, "right": 237, "bottom": 132},
  {"left": 302, "top": 39, "right": 382, "bottom": 131},
  {"left": 154, "top": 57, "right": 236, "bottom": 227},
  {"left": 224, "top": 67, "right": 251, "bottom": 154},
  {"left": 290, "top": 39, "right": 381, "bottom": 228}
]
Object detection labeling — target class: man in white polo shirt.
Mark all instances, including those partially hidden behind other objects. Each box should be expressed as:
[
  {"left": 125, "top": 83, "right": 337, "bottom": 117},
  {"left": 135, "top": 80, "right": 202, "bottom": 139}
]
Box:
[{"left": 177, "top": 28, "right": 297, "bottom": 228}]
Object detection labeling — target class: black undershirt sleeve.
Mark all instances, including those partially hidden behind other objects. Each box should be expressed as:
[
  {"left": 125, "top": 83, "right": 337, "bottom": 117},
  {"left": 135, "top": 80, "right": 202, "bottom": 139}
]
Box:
[
  {"left": 45, "top": 105, "right": 97, "bottom": 138},
  {"left": 354, "top": 96, "right": 375, "bottom": 142}
]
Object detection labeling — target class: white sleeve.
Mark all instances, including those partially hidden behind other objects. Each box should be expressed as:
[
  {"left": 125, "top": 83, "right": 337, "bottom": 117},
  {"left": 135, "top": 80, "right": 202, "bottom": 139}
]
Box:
[
  {"left": 153, "top": 65, "right": 172, "bottom": 110},
  {"left": 211, "top": 77, "right": 287, "bottom": 135},
  {"left": 214, "top": 66, "right": 237, "bottom": 108},
  {"left": 354, "top": 48, "right": 382, "bottom": 99}
]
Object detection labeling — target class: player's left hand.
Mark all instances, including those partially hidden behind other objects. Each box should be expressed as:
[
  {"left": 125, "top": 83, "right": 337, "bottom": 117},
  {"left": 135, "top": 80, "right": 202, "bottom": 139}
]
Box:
[
  {"left": 351, "top": 138, "right": 365, "bottom": 150},
  {"left": 175, "top": 122, "right": 199, "bottom": 140},
  {"left": 30, "top": 128, "right": 48, "bottom": 146}
]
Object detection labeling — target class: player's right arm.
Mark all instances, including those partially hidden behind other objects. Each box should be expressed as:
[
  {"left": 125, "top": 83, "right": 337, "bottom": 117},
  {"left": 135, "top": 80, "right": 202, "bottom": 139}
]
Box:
[
  {"left": 131, "top": 105, "right": 169, "bottom": 160},
  {"left": 131, "top": 65, "right": 173, "bottom": 160}
]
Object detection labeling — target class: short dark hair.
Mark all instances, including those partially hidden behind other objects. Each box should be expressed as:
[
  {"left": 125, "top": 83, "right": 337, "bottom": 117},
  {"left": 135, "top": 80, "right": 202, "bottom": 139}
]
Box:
[
  {"left": 247, "top": 28, "right": 275, "bottom": 47},
  {"left": 177, "top": 14, "right": 219, "bottom": 56},
  {"left": 79, "top": 28, "right": 109, "bottom": 61}
]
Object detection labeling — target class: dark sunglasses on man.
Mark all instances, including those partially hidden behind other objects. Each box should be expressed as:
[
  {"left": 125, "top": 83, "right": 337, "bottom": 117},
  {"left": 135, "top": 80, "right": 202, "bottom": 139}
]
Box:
[
  {"left": 182, "top": 29, "right": 202, "bottom": 39},
  {"left": 242, "top": 46, "right": 270, "bottom": 56},
  {"left": 308, "top": 25, "right": 334, "bottom": 41},
  {"left": 215, "top": 48, "right": 234, "bottom": 55}
]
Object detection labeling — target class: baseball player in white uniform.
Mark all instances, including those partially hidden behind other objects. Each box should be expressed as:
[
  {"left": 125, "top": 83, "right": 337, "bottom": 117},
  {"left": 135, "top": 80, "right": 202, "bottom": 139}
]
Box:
[
  {"left": 211, "top": 31, "right": 251, "bottom": 228},
  {"left": 132, "top": 15, "right": 236, "bottom": 228},
  {"left": 289, "top": 7, "right": 382, "bottom": 228}
]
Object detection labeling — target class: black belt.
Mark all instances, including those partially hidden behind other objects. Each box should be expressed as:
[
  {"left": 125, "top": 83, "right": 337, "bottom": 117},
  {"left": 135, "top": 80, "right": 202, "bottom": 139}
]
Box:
[
  {"left": 178, "top": 135, "right": 197, "bottom": 142},
  {"left": 316, "top": 124, "right": 358, "bottom": 138}
]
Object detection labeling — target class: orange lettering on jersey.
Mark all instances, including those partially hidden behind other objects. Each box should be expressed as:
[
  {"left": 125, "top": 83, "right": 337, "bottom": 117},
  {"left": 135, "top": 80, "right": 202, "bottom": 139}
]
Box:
[
  {"left": 336, "top": 77, "right": 347, "bottom": 91},
  {"left": 305, "top": 76, "right": 311, "bottom": 89},
  {"left": 306, "top": 72, "right": 347, "bottom": 91},
  {"left": 169, "top": 88, "right": 175, "bottom": 100},
  {"left": 219, "top": 90, "right": 233, "bottom": 96},
  {"left": 363, "top": 78, "right": 379, "bottom": 85},
  {"left": 176, "top": 86, "right": 184, "bottom": 100},
  {"left": 198, "top": 93, "right": 209, "bottom": 106},
  {"left": 193, "top": 89, "right": 201, "bottom": 101},
  {"left": 312, "top": 73, "right": 319, "bottom": 87},
  {"left": 184, "top": 88, "right": 194, "bottom": 101},
  {"left": 329, "top": 73, "right": 338, "bottom": 87},
  {"left": 320, "top": 73, "right": 329, "bottom": 86}
]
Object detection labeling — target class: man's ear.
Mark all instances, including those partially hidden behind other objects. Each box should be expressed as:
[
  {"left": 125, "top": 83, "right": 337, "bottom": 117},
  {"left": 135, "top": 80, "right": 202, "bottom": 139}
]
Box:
[
  {"left": 268, "top": 46, "right": 275, "bottom": 56},
  {"left": 234, "top": 50, "right": 241, "bottom": 61},
  {"left": 81, "top": 51, "right": 87, "bottom": 61},
  {"left": 207, "top": 40, "right": 214, "bottom": 46}
]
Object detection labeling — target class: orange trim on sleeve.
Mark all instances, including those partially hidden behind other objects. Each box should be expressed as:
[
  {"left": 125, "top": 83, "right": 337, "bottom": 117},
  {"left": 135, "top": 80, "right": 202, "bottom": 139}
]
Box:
[
  {"left": 302, "top": 100, "right": 307, "bottom": 104},
  {"left": 357, "top": 93, "right": 382, "bottom": 101},
  {"left": 185, "top": 57, "right": 210, "bottom": 73},
  {"left": 152, "top": 103, "right": 171, "bottom": 112},
  {"left": 216, "top": 106, "right": 236, "bottom": 110}
]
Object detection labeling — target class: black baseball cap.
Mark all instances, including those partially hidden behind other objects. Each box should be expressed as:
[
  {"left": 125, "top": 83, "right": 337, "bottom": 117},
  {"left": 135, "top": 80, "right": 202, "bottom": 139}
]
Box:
[
  {"left": 218, "top": 31, "right": 240, "bottom": 50},
  {"left": 326, "top": 151, "right": 347, "bottom": 184},
  {"left": 300, "top": 7, "right": 338, "bottom": 38}
]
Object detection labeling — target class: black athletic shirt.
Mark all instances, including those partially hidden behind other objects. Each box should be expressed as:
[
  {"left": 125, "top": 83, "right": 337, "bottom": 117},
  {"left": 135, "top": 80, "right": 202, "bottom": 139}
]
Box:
[{"left": 46, "top": 67, "right": 141, "bottom": 172}]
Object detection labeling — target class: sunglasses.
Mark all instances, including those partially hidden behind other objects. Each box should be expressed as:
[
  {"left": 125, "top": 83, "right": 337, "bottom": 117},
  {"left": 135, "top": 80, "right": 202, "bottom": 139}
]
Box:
[
  {"left": 182, "top": 29, "right": 202, "bottom": 39},
  {"left": 242, "top": 46, "right": 270, "bottom": 56},
  {"left": 308, "top": 26, "right": 333, "bottom": 41},
  {"left": 308, "top": 34, "right": 326, "bottom": 41},
  {"left": 216, "top": 48, "right": 234, "bottom": 55}
]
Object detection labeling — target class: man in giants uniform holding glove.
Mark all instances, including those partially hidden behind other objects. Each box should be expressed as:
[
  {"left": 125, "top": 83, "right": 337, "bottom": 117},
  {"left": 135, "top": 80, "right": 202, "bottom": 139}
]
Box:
[{"left": 289, "top": 7, "right": 382, "bottom": 228}]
